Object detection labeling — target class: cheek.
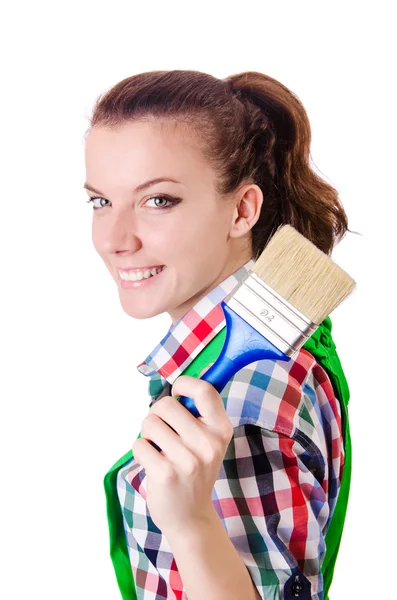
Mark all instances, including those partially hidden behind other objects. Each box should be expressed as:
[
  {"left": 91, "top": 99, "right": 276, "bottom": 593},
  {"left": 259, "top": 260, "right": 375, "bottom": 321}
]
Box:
[
  {"left": 145, "top": 224, "right": 176, "bottom": 253},
  {"left": 178, "top": 208, "right": 224, "bottom": 242},
  {"left": 149, "top": 218, "right": 195, "bottom": 249},
  {"left": 169, "top": 211, "right": 229, "bottom": 265}
]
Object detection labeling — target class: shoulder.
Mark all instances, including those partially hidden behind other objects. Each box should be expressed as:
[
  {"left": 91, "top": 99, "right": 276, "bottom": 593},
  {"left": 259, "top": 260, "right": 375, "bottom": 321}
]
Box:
[{"left": 221, "top": 347, "right": 343, "bottom": 455}]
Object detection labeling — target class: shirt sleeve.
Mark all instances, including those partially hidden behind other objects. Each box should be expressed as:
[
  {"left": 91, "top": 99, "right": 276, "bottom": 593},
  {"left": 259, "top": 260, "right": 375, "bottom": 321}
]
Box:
[{"left": 214, "top": 423, "right": 341, "bottom": 600}]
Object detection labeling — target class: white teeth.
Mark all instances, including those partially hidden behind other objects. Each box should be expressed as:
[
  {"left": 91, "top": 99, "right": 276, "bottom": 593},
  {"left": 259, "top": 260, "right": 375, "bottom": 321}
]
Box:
[{"left": 119, "top": 266, "right": 165, "bottom": 281}]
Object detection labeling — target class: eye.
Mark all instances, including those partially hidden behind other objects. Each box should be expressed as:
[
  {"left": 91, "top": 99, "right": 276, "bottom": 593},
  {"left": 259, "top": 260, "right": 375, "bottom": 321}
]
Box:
[
  {"left": 86, "top": 194, "right": 179, "bottom": 211},
  {"left": 145, "top": 195, "right": 178, "bottom": 209},
  {"left": 86, "top": 196, "right": 109, "bottom": 210}
]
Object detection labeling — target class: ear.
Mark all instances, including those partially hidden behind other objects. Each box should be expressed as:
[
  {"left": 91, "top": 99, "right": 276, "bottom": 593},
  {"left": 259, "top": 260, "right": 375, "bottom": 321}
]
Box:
[{"left": 229, "top": 184, "right": 263, "bottom": 239}]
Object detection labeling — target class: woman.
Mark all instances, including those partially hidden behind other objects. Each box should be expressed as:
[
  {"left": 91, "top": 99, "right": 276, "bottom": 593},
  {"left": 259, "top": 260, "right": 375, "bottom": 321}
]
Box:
[{"left": 84, "top": 70, "right": 352, "bottom": 600}]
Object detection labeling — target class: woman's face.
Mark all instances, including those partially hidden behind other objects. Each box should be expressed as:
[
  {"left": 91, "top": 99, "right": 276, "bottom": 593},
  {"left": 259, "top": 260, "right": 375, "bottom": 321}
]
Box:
[{"left": 84, "top": 120, "right": 262, "bottom": 325}]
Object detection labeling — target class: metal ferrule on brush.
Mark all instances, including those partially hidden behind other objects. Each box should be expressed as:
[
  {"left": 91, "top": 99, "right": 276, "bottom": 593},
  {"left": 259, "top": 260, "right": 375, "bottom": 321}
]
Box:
[{"left": 224, "top": 272, "right": 318, "bottom": 358}]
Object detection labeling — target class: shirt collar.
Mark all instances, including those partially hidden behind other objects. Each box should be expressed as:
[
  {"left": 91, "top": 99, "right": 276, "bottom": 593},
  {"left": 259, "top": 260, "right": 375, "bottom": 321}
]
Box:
[{"left": 137, "top": 258, "right": 255, "bottom": 401}]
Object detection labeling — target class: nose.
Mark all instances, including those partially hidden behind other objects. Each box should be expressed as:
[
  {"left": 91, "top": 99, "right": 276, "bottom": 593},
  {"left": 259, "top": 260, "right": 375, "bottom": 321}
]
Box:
[{"left": 99, "top": 211, "right": 143, "bottom": 255}]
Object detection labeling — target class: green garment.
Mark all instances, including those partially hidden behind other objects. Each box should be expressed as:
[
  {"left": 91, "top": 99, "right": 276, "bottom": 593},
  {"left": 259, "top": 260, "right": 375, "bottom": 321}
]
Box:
[{"left": 103, "top": 315, "right": 351, "bottom": 600}]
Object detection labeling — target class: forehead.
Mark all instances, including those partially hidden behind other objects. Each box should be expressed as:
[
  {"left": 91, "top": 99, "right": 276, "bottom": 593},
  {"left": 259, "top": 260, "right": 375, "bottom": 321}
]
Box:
[
  {"left": 84, "top": 120, "right": 216, "bottom": 193},
  {"left": 85, "top": 121, "right": 198, "bottom": 162}
]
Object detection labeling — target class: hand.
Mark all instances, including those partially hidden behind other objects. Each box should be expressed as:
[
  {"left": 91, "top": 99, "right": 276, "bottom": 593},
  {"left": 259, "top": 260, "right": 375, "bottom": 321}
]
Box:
[{"left": 131, "top": 375, "right": 234, "bottom": 537}]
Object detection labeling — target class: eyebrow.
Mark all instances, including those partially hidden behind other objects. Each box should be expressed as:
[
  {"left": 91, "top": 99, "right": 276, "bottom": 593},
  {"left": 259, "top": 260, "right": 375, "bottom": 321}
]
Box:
[{"left": 83, "top": 177, "right": 182, "bottom": 196}]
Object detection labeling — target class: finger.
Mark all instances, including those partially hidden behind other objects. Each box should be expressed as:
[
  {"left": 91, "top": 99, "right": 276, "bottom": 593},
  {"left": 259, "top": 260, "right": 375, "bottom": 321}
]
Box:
[
  {"left": 150, "top": 395, "right": 203, "bottom": 436},
  {"left": 141, "top": 413, "right": 187, "bottom": 463},
  {"left": 132, "top": 435, "right": 168, "bottom": 472},
  {"left": 150, "top": 396, "right": 214, "bottom": 459},
  {"left": 171, "top": 375, "right": 231, "bottom": 434}
]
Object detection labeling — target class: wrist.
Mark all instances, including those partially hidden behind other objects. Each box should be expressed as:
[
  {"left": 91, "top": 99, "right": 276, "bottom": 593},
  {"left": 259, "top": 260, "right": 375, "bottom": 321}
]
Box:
[{"left": 162, "top": 504, "right": 219, "bottom": 543}]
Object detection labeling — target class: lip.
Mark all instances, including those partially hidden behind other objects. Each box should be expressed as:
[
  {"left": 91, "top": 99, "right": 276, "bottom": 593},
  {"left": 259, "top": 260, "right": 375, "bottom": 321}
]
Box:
[{"left": 117, "top": 265, "right": 165, "bottom": 273}]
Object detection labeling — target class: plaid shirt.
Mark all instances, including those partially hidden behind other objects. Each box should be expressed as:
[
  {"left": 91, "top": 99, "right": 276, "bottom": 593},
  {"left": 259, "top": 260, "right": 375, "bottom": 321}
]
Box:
[{"left": 116, "top": 259, "right": 345, "bottom": 600}]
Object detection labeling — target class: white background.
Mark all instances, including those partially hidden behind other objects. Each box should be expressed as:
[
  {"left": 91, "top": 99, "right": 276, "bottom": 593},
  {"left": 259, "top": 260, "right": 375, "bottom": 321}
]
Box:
[{"left": 1, "top": 1, "right": 395, "bottom": 598}]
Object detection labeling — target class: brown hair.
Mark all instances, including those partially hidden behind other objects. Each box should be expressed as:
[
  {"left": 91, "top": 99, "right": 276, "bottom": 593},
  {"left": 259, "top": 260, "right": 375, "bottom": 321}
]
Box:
[{"left": 86, "top": 69, "right": 356, "bottom": 258}]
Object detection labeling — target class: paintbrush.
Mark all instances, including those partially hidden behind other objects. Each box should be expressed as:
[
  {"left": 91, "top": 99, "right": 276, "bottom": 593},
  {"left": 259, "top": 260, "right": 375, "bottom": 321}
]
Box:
[{"left": 144, "top": 224, "right": 356, "bottom": 451}]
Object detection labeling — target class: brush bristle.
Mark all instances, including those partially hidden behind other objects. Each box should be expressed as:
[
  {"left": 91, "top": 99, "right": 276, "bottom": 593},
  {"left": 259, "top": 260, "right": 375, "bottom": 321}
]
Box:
[{"left": 252, "top": 225, "right": 356, "bottom": 324}]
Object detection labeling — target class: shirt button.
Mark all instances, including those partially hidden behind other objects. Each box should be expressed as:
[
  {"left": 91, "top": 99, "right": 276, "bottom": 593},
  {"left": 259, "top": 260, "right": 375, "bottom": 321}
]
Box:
[
  {"left": 284, "top": 567, "right": 311, "bottom": 599},
  {"left": 291, "top": 580, "right": 304, "bottom": 596}
]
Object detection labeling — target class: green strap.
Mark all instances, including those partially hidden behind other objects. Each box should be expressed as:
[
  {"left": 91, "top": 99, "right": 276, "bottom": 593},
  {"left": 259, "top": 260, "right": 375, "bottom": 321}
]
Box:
[
  {"left": 104, "top": 318, "right": 351, "bottom": 600},
  {"left": 103, "top": 449, "right": 135, "bottom": 600}
]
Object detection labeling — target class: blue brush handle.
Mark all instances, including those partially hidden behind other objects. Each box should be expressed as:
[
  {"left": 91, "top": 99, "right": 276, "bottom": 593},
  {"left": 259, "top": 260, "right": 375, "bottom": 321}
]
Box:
[
  {"left": 149, "top": 301, "right": 290, "bottom": 452},
  {"left": 175, "top": 301, "right": 290, "bottom": 417}
]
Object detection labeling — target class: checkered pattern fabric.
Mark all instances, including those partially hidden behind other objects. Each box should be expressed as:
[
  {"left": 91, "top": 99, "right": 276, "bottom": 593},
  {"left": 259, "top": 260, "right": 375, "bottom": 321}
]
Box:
[{"left": 116, "top": 260, "right": 345, "bottom": 599}]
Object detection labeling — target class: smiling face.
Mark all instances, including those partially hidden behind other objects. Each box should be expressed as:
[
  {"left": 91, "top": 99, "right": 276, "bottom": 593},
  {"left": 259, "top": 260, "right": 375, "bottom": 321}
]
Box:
[{"left": 84, "top": 120, "right": 262, "bottom": 325}]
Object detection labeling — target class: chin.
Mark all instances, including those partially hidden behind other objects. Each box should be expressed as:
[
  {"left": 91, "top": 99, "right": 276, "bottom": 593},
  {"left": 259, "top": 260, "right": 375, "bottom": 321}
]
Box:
[{"left": 120, "top": 302, "right": 164, "bottom": 320}]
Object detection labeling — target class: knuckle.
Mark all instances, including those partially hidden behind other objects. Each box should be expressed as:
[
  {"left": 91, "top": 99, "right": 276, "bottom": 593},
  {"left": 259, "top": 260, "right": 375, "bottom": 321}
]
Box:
[
  {"left": 198, "top": 435, "right": 216, "bottom": 464},
  {"left": 194, "top": 377, "right": 215, "bottom": 395},
  {"left": 213, "top": 428, "right": 233, "bottom": 455},
  {"left": 205, "top": 450, "right": 217, "bottom": 465},
  {"left": 204, "top": 379, "right": 218, "bottom": 395},
  {"left": 141, "top": 413, "right": 157, "bottom": 435},
  {"left": 132, "top": 437, "right": 143, "bottom": 455},
  {"left": 222, "top": 421, "right": 234, "bottom": 443},
  {"left": 159, "top": 464, "right": 177, "bottom": 484},
  {"left": 154, "top": 395, "right": 176, "bottom": 414},
  {"left": 158, "top": 395, "right": 173, "bottom": 407},
  {"left": 184, "top": 453, "right": 200, "bottom": 474}
]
